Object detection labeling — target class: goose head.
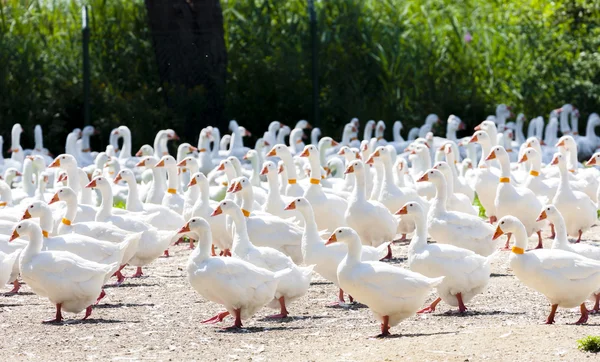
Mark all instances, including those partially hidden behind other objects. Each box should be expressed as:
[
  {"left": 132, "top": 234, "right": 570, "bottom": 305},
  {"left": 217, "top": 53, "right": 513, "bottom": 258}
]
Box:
[
  {"left": 260, "top": 161, "right": 277, "bottom": 176},
  {"left": 585, "top": 152, "right": 600, "bottom": 166},
  {"left": 325, "top": 227, "right": 358, "bottom": 246},
  {"left": 177, "top": 156, "right": 198, "bottom": 170},
  {"left": 492, "top": 215, "right": 524, "bottom": 240},
  {"left": 395, "top": 201, "right": 425, "bottom": 218},
  {"left": 10, "top": 220, "right": 41, "bottom": 242},
  {"left": 518, "top": 147, "right": 540, "bottom": 164},
  {"left": 432, "top": 161, "right": 452, "bottom": 177},
  {"left": 549, "top": 152, "right": 566, "bottom": 168},
  {"left": 266, "top": 144, "right": 291, "bottom": 158},
  {"left": 555, "top": 135, "right": 576, "bottom": 151},
  {"left": 284, "top": 197, "right": 312, "bottom": 214},
  {"left": 311, "top": 127, "right": 321, "bottom": 145},
  {"left": 49, "top": 154, "right": 78, "bottom": 169},
  {"left": 268, "top": 121, "right": 282, "bottom": 134},
  {"left": 211, "top": 200, "right": 239, "bottom": 217},
  {"left": 187, "top": 172, "right": 209, "bottom": 188},
  {"left": 289, "top": 128, "right": 305, "bottom": 147},
  {"left": 49, "top": 186, "right": 77, "bottom": 205},
  {"left": 294, "top": 120, "right": 312, "bottom": 130},
  {"left": 114, "top": 169, "right": 136, "bottom": 184},
  {"left": 165, "top": 129, "right": 179, "bottom": 141},
  {"left": 474, "top": 120, "right": 497, "bottom": 134},
  {"left": 244, "top": 149, "right": 259, "bottom": 162},
  {"left": 536, "top": 204, "right": 561, "bottom": 223},
  {"left": 177, "top": 143, "right": 197, "bottom": 159},
  {"left": 177, "top": 216, "right": 210, "bottom": 236},
  {"left": 416, "top": 168, "right": 445, "bottom": 185},
  {"left": 254, "top": 138, "right": 270, "bottom": 152},
  {"left": 3, "top": 168, "right": 22, "bottom": 185},
  {"left": 155, "top": 155, "right": 177, "bottom": 169},
  {"left": 375, "top": 120, "right": 386, "bottom": 137},
  {"left": 227, "top": 176, "right": 250, "bottom": 195},
  {"left": 468, "top": 130, "right": 491, "bottom": 145},
  {"left": 485, "top": 146, "right": 509, "bottom": 163},
  {"left": 299, "top": 145, "right": 319, "bottom": 159},
  {"left": 136, "top": 156, "right": 159, "bottom": 169},
  {"left": 425, "top": 114, "right": 440, "bottom": 126}
]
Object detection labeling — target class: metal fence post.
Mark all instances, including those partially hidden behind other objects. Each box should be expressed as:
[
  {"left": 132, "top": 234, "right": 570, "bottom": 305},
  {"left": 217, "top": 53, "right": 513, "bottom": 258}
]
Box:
[
  {"left": 308, "top": 0, "right": 318, "bottom": 127},
  {"left": 82, "top": 6, "right": 91, "bottom": 126}
]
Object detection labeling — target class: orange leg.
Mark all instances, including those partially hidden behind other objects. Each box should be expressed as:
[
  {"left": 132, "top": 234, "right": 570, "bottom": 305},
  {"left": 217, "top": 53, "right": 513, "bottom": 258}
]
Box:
[
  {"left": 535, "top": 231, "right": 543, "bottom": 249},
  {"left": 222, "top": 309, "right": 242, "bottom": 330},
  {"left": 546, "top": 304, "right": 558, "bottom": 324},
  {"left": 43, "top": 303, "right": 63, "bottom": 324},
  {"left": 267, "top": 296, "right": 289, "bottom": 319},
  {"left": 374, "top": 316, "right": 390, "bottom": 338},
  {"left": 576, "top": 230, "right": 582, "bottom": 243},
  {"left": 202, "top": 311, "right": 230, "bottom": 324},
  {"left": 591, "top": 294, "right": 600, "bottom": 314},
  {"left": 574, "top": 303, "right": 589, "bottom": 324},
  {"left": 456, "top": 293, "right": 467, "bottom": 313},
  {"left": 417, "top": 297, "right": 441, "bottom": 314}
]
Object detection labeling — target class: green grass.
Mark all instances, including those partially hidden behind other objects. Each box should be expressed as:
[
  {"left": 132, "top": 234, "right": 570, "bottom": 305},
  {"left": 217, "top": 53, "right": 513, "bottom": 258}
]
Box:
[
  {"left": 473, "top": 194, "right": 486, "bottom": 219},
  {"left": 577, "top": 336, "right": 600, "bottom": 353},
  {"left": 113, "top": 200, "right": 126, "bottom": 210}
]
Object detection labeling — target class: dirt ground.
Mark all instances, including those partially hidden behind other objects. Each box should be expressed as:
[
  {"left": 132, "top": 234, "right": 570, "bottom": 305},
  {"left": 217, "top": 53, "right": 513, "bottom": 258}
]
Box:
[{"left": 2, "top": 224, "right": 600, "bottom": 362}]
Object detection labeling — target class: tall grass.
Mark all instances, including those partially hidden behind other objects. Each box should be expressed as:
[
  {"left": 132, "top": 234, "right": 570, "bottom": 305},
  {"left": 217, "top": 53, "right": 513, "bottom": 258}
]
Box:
[{"left": 1, "top": 0, "right": 600, "bottom": 152}]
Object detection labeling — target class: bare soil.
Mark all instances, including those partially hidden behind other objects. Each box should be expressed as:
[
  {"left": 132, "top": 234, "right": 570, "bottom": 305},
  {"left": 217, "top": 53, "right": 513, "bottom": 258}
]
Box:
[{"left": 2, "top": 224, "right": 600, "bottom": 361}]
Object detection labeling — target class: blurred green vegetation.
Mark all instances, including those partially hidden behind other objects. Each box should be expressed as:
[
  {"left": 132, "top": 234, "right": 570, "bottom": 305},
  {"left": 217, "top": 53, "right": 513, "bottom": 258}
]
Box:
[{"left": 1, "top": 0, "right": 600, "bottom": 153}]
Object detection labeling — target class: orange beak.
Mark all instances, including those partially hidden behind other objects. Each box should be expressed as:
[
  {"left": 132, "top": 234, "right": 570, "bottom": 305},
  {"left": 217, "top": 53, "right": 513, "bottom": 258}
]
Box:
[
  {"left": 189, "top": 146, "right": 197, "bottom": 152},
  {"left": 49, "top": 193, "right": 60, "bottom": 204},
  {"left": 518, "top": 154, "right": 528, "bottom": 163},
  {"left": 229, "top": 182, "right": 243, "bottom": 193},
  {"left": 243, "top": 153, "right": 249, "bottom": 160},
  {"left": 211, "top": 206, "right": 222, "bottom": 216},
  {"left": 366, "top": 156, "right": 375, "bottom": 165},
  {"left": 135, "top": 149, "right": 143, "bottom": 157},
  {"left": 187, "top": 177, "right": 197, "bottom": 188},
  {"left": 135, "top": 159, "right": 146, "bottom": 167},
  {"left": 85, "top": 179, "right": 97, "bottom": 188},
  {"left": 551, "top": 156, "right": 559, "bottom": 165},
  {"left": 492, "top": 226, "right": 504, "bottom": 240},
  {"left": 372, "top": 150, "right": 380, "bottom": 158},
  {"left": 260, "top": 165, "right": 269, "bottom": 175},
  {"left": 468, "top": 135, "right": 479, "bottom": 143},
  {"left": 485, "top": 151, "right": 496, "bottom": 161},
  {"left": 284, "top": 201, "right": 296, "bottom": 210},
  {"left": 299, "top": 148, "right": 310, "bottom": 157},
  {"left": 264, "top": 141, "right": 270, "bottom": 146},
  {"left": 15, "top": 171, "right": 22, "bottom": 177},
  {"left": 338, "top": 149, "right": 345, "bottom": 155},
  {"left": 114, "top": 173, "right": 122, "bottom": 184},
  {"left": 556, "top": 140, "right": 565, "bottom": 148},
  {"left": 177, "top": 223, "right": 191, "bottom": 234},
  {"left": 9, "top": 230, "right": 19, "bottom": 242},
  {"left": 331, "top": 140, "right": 339, "bottom": 146},
  {"left": 22, "top": 209, "right": 32, "bottom": 220},
  {"left": 536, "top": 210, "right": 547, "bottom": 222},
  {"left": 217, "top": 163, "right": 225, "bottom": 171},
  {"left": 177, "top": 159, "right": 187, "bottom": 167},
  {"left": 325, "top": 233, "right": 337, "bottom": 245},
  {"left": 266, "top": 148, "right": 277, "bottom": 157},
  {"left": 396, "top": 205, "right": 408, "bottom": 215},
  {"left": 417, "top": 173, "right": 429, "bottom": 182},
  {"left": 278, "top": 164, "right": 284, "bottom": 174},
  {"left": 49, "top": 158, "right": 60, "bottom": 168},
  {"left": 156, "top": 159, "right": 165, "bottom": 167},
  {"left": 474, "top": 124, "right": 482, "bottom": 131},
  {"left": 586, "top": 157, "right": 597, "bottom": 166},
  {"left": 344, "top": 165, "right": 355, "bottom": 174}
]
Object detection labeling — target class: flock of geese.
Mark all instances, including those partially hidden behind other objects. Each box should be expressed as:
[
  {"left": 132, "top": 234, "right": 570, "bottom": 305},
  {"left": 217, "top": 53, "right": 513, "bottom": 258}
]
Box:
[{"left": 1, "top": 103, "right": 600, "bottom": 338}]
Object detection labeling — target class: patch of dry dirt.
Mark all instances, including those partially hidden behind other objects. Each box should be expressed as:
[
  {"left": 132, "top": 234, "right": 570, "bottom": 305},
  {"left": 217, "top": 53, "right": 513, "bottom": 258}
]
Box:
[{"left": 2, "top": 224, "right": 600, "bottom": 361}]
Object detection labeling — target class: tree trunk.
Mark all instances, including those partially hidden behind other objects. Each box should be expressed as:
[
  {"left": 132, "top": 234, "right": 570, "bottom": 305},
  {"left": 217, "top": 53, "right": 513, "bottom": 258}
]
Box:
[{"left": 144, "top": 0, "right": 227, "bottom": 141}]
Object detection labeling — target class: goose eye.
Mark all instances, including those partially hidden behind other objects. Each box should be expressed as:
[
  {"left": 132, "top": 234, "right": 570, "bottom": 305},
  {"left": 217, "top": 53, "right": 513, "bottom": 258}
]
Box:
[
  {"left": 501, "top": 221, "right": 505, "bottom": 225},
  {"left": 338, "top": 230, "right": 342, "bottom": 233},
  {"left": 547, "top": 207, "right": 550, "bottom": 210},
  {"left": 410, "top": 203, "right": 413, "bottom": 207},
  {"left": 60, "top": 190, "right": 63, "bottom": 193},
  {"left": 29, "top": 205, "right": 33, "bottom": 208},
  {"left": 18, "top": 226, "right": 21, "bottom": 229}
]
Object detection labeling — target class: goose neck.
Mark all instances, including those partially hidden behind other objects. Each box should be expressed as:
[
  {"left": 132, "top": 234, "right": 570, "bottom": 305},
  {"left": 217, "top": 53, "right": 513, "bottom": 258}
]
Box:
[
  {"left": 119, "top": 132, "right": 132, "bottom": 159},
  {"left": 351, "top": 168, "right": 367, "bottom": 202},
  {"left": 280, "top": 152, "right": 298, "bottom": 179},
  {"left": 126, "top": 180, "right": 144, "bottom": 212},
  {"left": 408, "top": 215, "right": 428, "bottom": 250},
  {"left": 432, "top": 179, "right": 448, "bottom": 212},
  {"left": 165, "top": 165, "right": 179, "bottom": 191},
  {"left": 239, "top": 187, "right": 254, "bottom": 212},
  {"left": 344, "top": 235, "right": 363, "bottom": 264},
  {"left": 228, "top": 208, "right": 251, "bottom": 252},
  {"left": 23, "top": 230, "right": 43, "bottom": 260},
  {"left": 97, "top": 186, "right": 113, "bottom": 221},
  {"left": 63, "top": 196, "right": 78, "bottom": 226},
  {"left": 190, "top": 229, "right": 212, "bottom": 262},
  {"left": 550, "top": 215, "right": 570, "bottom": 250}
]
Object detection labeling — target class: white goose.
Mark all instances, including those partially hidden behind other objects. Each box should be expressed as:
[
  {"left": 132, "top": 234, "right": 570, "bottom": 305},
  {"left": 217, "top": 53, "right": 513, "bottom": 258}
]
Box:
[
  {"left": 343, "top": 160, "right": 396, "bottom": 253},
  {"left": 486, "top": 146, "right": 544, "bottom": 249},
  {"left": 326, "top": 227, "right": 443, "bottom": 337},
  {"left": 155, "top": 155, "right": 184, "bottom": 215},
  {"left": 494, "top": 216, "right": 600, "bottom": 324},
  {"left": 416, "top": 169, "right": 496, "bottom": 256},
  {"left": 180, "top": 217, "right": 282, "bottom": 330},
  {"left": 538, "top": 205, "right": 600, "bottom": 313},
  {"left": 11, "top": 220, "right": 116, "bottom": 323},
  {"left": 399, "top": 202, "right": 493, "bottom": 314},
  {"left": 431, "top": 162, "right": 477, "bottom": 215},
  {"left": 213, "top": 201, "right": 313, "bottom": 319}
]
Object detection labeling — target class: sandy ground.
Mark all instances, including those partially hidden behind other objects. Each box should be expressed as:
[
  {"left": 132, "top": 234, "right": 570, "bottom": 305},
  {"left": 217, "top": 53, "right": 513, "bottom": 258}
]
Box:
[{"left": 1, "top": 224, "right": 600, "bottom": 362}]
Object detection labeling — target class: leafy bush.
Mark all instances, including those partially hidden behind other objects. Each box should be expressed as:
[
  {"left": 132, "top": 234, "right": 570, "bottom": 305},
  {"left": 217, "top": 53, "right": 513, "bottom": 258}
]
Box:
[
  {"left": 2, "top": 0, "right": 600, "bottom": 153},
  {"left": 577, "top": 335, "right": 600, "bottom": 353}
]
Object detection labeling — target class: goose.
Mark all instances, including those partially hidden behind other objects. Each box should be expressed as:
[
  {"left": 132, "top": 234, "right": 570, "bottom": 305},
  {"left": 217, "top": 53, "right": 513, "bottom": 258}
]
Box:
[
  {"left": 399, "top": 202, "right": 494, "bottom": 314},
  {"left": 486, "top": 146, "right": 544, "bottom": 249},
  {"left": 260, "top": 161, "right": 297, "bottom": 220},
  {"left": 416, "top": 169, "right": 496, "bottom": 256},
  {"left": 310, "top": 127, "right": 321, "bottom": 146},
  {"left": 48, "top": 154, "right": 96, "bottom": 215},
  {"left": 114, "top": 169, "right": 184, "bottom": 231},
  {"left": 276, "top": 125, "right": 291, "bottom": 147},
  {"left": 177, "top": 157, "right": 200, "bottom": 221},
  {"left": 288, "top": 128, "right": 305, "bottom": 155},
  {"left": 267, "top": 145, "right": 304, "bottom": 196},
  {"left": 343, "top": 160, "right": 396, "bottom": 251},
  {"left": 557, "top": 104, "right": 573, "bottom": 135},
  {"left": 0, "top": 249, "right": 19, "bottom": 291},
  {"left": 86, "top": 176, "right": 176, "bottom": 277},
  {"left": 326, "top": 227, "right": 443, "bottom": 337},
  {"left": 518, "top": 147, "right": 558, "bottom": 205},
  {"left": 431, "top": 162, "right": 477, "bottom": 215},
  {"left": 286, "top": 198, "right": 389, "bottom": 304},
  {"left": 493, "top": 216, "right": 600, "bottom": 324},
  {"left": 549, "top": 153, "right": 596, "bottom": 242},
  {"left": 418, "top": 114, "right": 440, "bottom": 139},
  {"left": 10, "top": 220, "right": 117, "bottom": 323},
  {"left": 196, "top": 128, "right": 215, "bottom": 175},
  {"left": 155, "top": 155, "right": 184, "bottom": 215},
  {"left": 367, "top": 146, "right": 428, "bottom": 238},
  {"left": 571, "top": 113, "right": 600, "bottom": 160},
  {"left": 135, "top": 156, "right": 166, "bottom": 205},
  {"left": 538, "top": 205, "right": 600, "bottom": 313},
  {"left": 555, "top": 136, "right": 599, "bottom": 200},
  {"left": 439, "top": 143, "right": 474, "bottom": 202},
  {"left": 30, "top": 125, "right": 55, "bottom": 166},
  {"left": 298, "top": 145, "right": 347, "bottom": 233},
  {"left": 213, "top": 201, "right": 313, "bottom": 319},
  {"left": 180, "top": 217, "right": 283, "bottom": 330},
  {"left": 227, "top": 177, "right": 303, "bottom": 263},
  {"left": 187, "top": 172, "right": 231, "bottom": 255},
  {"left": 263, "top": 121, "right": 282, "bottom": 147},
  {"left": 175, "top": 143, "right": 197, "bottom": 190},
  {"left": 7, "top": 123, "right": 25, "bottom": 171}
]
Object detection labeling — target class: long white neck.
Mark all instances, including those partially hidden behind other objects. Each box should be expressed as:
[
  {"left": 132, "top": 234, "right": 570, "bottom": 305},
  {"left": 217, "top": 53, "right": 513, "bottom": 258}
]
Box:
[
  {"left": 65, "top": 165, "right": 80, "bottom": 193},
  {"left": 281, "top": 152, "right": 298, "bottom": 180},
  {"left": 408, "top": 214, "right": 428, "bottom": 250},
  {"left": 126, "top": 179, "right": 144, "bottom": 212},
  {"left": 228, "top": 207, "right": 252, "bottom": 254},
  {"left": 249, "top": 158, "right": 260, "bottom": 187},
  {"left": 477, "top": 139, "right": 492, "bottom": 168},
  {"left": 211, "top": 129, "right": 221, "bottom": 158},
  {"left": 266, "top": 172, "right": 282, "bottom": 204},
  {"left": 22, "top": 159, "right": 36, "bottom": 197},
  {"left": 431, "top": 178, "right": 448, "bottom": 212},
  {"left": 550, "top": 214, "right": 570, "bottom": 250},
  {"left": 119, "top": 131, "right": 132, "bottom": 159},
  {"left": 498, "top": 155, "right": 511, "bottom": 178},
  {"left": 351, "top": 167, "right": 367, "bottom": 202},
  {"left": 585, "top": 119, "right": 598, "bottom": 141},
  {"left": 308, "top": 155, "right": 322, "bottom": 181},
  {"left": 165, "top": 165, "right": 179, "bottom": 192},
  {"left": 189, "top": 229, "right": 212, "bottom": 262},
  {"left": 556, "top": 161, "right": 574, "bottom": 197},
  {"left": 62, "top": 196, "right": 79, "bottom": 228},
  {"left": 344, "top": 235, "right": 363, "bottom": 265},
  {"left": 239, "top": 187, "right": 254, "bottom": 212},
  {"left": 364, "top": 124, "right": 374, "bottom": 141},
  {"left": 22, "top": 229, "right": 43, "bottom": 262},
  {"left": 38, "top": 205, "right": 55, "bottom": 235},
  {"left": 97, "top": 186, "right": 113, "bottom": 221}
]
